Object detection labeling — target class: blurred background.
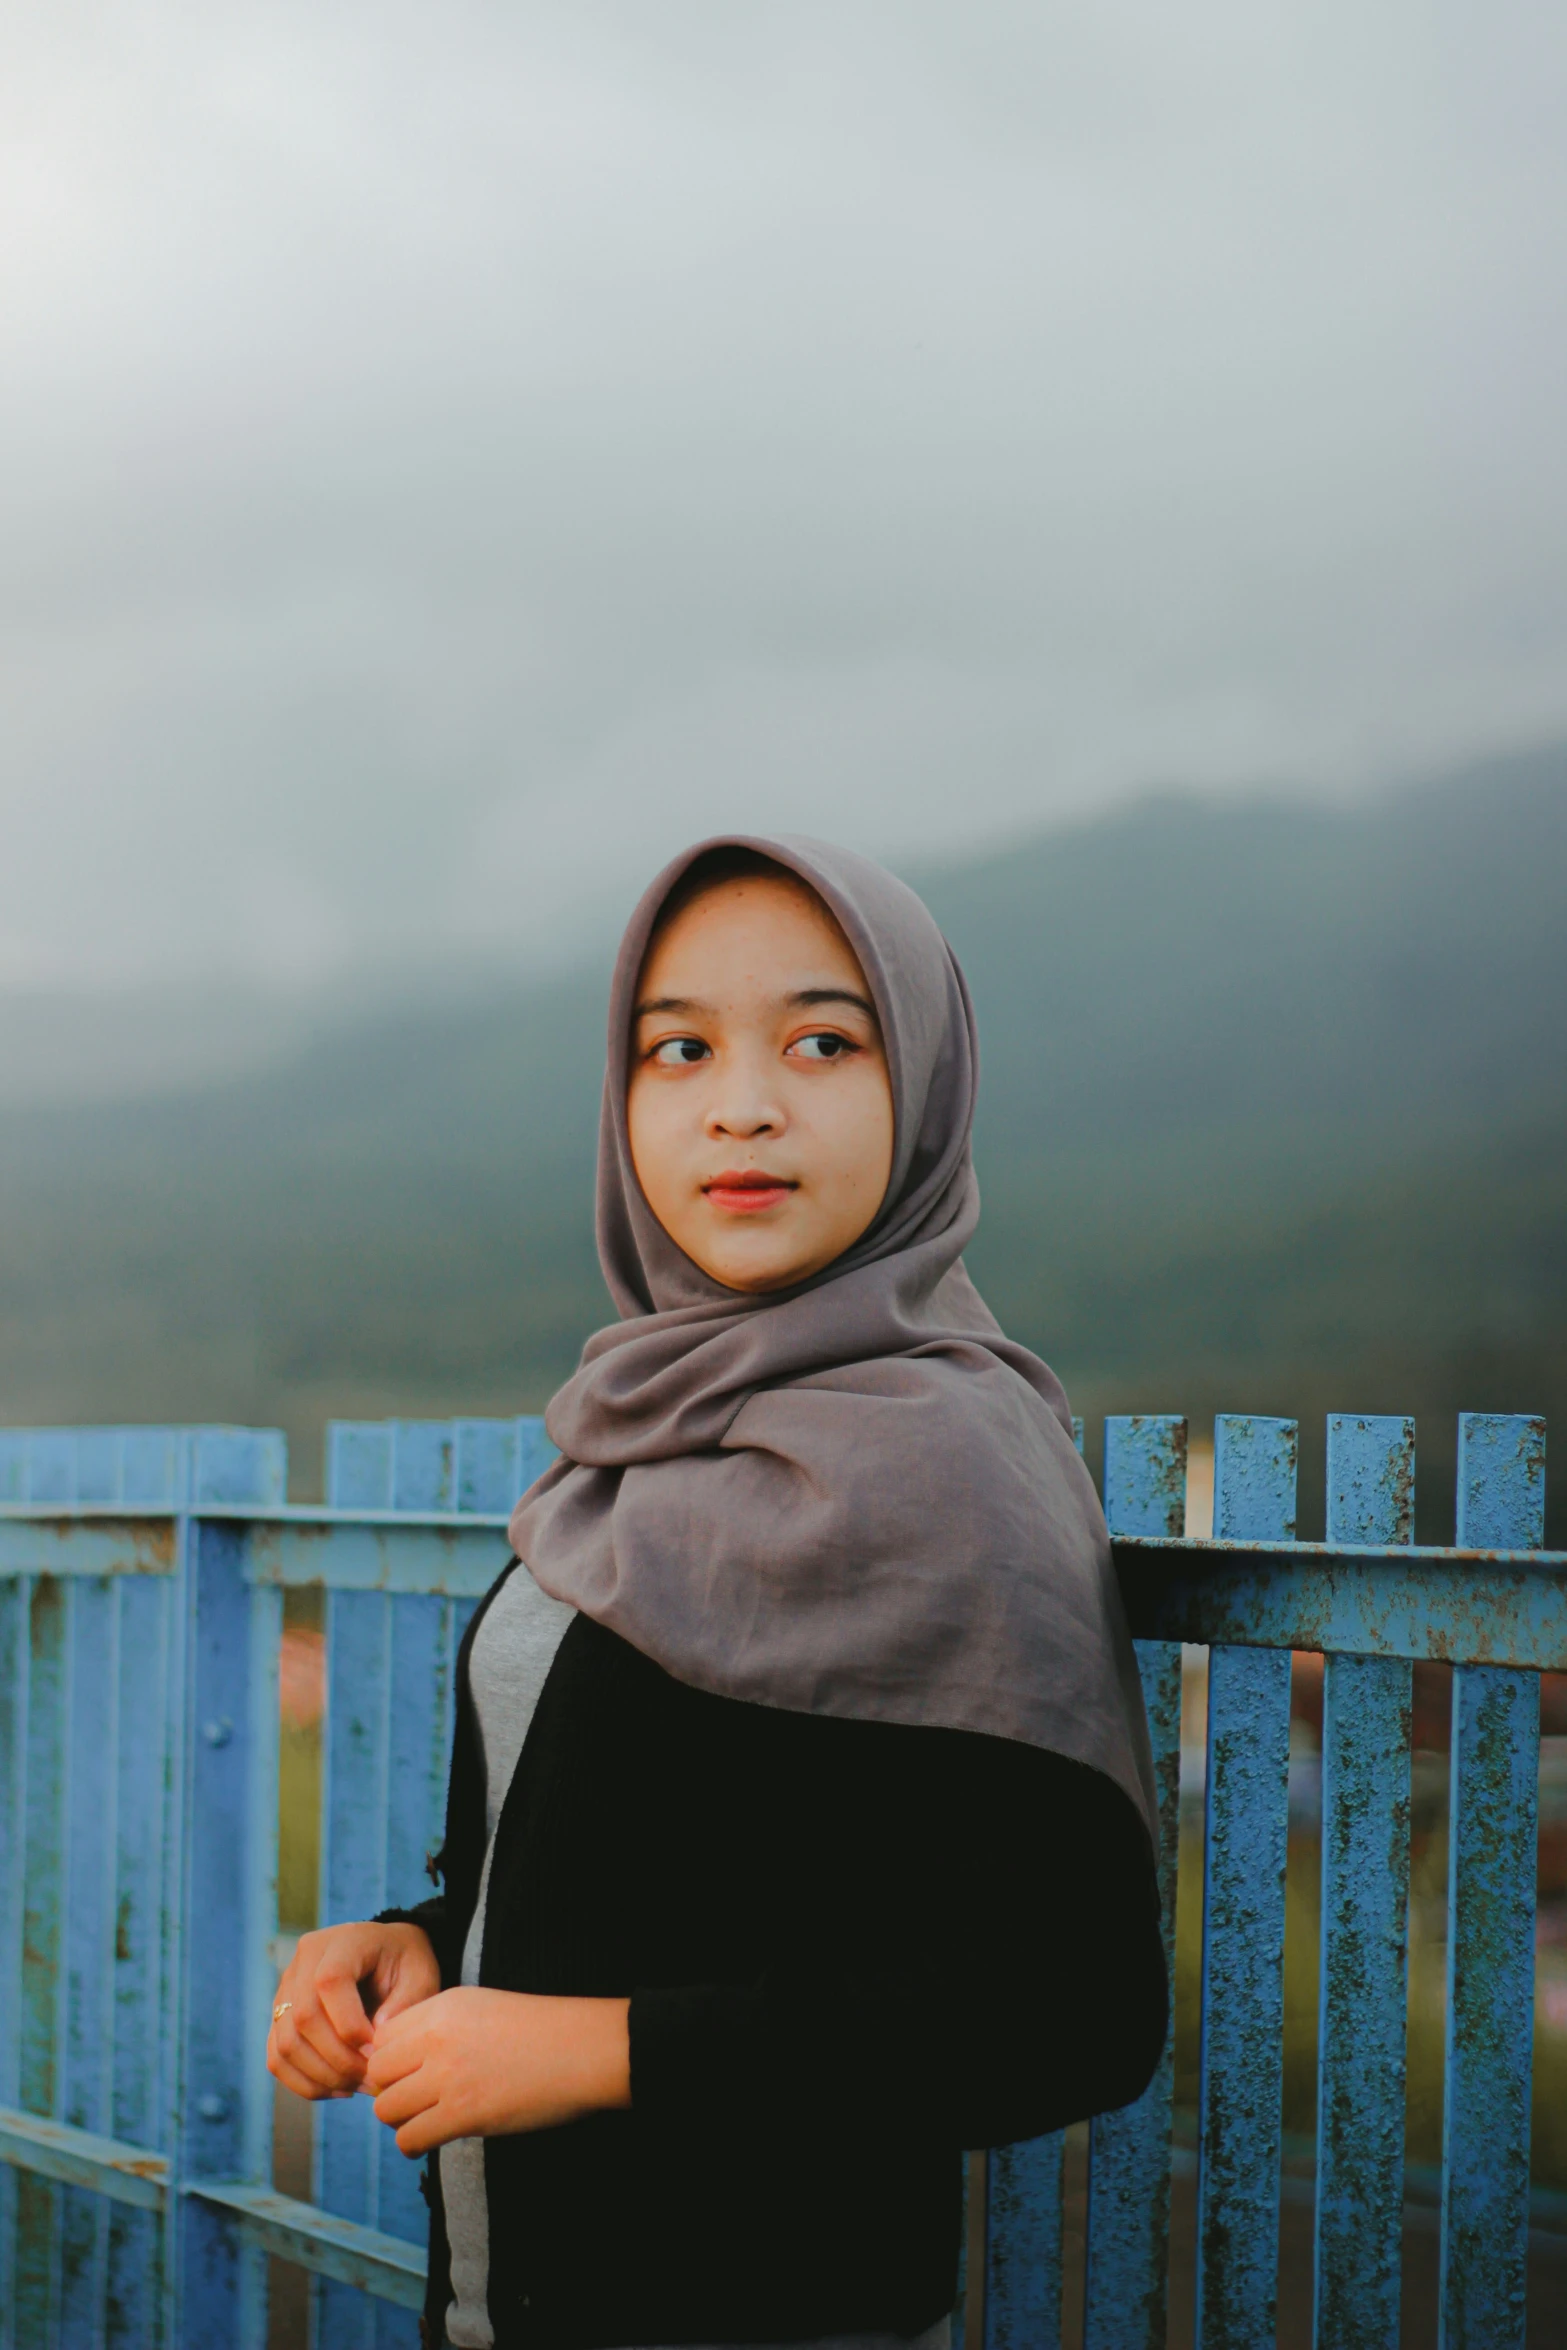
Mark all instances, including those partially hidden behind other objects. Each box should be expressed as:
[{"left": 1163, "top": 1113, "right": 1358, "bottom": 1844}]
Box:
[
  {"left": 2, "top": 2, "right": 1563, "bottom": 1519},
  {"left": 3, "top": 3, "right": 1566, "bottom": 2334}
]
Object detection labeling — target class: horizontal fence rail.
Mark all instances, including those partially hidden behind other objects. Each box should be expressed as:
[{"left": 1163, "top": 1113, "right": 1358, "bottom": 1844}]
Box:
[{"left": 0, "top": 1411, "right": 1559, "bottom": 2348}]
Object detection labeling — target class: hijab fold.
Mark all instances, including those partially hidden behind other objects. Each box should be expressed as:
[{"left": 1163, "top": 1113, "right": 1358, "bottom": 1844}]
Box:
[{"left": 510, "top": 835, "right": 1157, "bottom": 1841}]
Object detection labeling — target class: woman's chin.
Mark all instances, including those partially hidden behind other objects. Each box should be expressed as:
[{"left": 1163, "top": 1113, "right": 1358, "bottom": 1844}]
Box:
[
  {"left": 709, "top": 1261, "right": 810, "bottom": 1296},
  {"left": 695, "top": 1240, "right": 822, "bottom": 1295}
]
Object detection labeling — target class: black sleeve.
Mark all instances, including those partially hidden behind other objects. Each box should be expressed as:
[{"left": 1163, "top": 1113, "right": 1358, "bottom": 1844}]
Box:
[
  {"left": 374, "top": 1894, "right": 465, "bottom": 1988},
  {"left": 628, "top": 1729, "right": 1166, "bottom": 2152}
]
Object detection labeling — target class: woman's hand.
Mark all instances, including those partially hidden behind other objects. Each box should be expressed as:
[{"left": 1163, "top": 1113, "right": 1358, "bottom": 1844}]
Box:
[
  {"left": 364, "top": 1988, "right": 631, "bottom": 2156},
  {"left": 268, "top": 1921, "right": 441, "bottom": 2101}
]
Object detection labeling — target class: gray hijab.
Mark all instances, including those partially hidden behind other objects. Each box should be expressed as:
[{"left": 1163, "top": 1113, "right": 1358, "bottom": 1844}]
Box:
[{"left": 510, "top": 834, "right": 1157, "bottom": 1840}]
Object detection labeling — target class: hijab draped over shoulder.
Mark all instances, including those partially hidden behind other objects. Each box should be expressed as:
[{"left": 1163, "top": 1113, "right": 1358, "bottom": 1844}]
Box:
[{"left": 509, "top": 835, "right": 1157, "bottom": 1841}]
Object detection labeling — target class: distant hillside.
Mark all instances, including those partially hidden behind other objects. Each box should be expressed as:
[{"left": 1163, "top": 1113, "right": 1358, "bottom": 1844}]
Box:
[
  {"left": 1, "top": 749, "right": 1563, "bottom": 1533},
  {"left": 921, "top": 749, "right": 1566, "bottom": 1154}
]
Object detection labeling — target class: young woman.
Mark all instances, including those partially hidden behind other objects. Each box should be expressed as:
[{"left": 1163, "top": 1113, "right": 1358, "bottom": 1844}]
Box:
[{"left": 269, "top": 837, "right": 1166, "bottom": 2350}]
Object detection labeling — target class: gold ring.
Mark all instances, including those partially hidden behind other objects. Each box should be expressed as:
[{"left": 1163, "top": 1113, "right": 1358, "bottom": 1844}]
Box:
[{"left": 273, "top": 2001, "right": 293, "bottom": 2022}]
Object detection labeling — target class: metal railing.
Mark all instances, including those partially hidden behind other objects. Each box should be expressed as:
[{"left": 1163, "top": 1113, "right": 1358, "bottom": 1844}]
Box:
[{"left": 0, "top": 1409, "right": 1559, "bottom": 2348}]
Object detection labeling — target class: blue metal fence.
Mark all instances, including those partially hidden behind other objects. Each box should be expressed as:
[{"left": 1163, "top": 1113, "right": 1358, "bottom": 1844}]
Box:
[{"left": 0, "top": 1408, "right": 1558, "bottom": 2347}]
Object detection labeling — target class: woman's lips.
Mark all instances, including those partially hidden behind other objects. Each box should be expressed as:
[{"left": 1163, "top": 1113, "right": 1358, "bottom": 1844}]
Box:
[{"left": 703, "top": 1171, "right": 797, "bottom": 1213}]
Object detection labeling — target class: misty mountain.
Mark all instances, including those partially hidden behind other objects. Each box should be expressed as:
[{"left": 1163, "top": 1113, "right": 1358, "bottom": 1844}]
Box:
[{"left": 1, "top": 748, "right": 1563, "bottom": 1534}]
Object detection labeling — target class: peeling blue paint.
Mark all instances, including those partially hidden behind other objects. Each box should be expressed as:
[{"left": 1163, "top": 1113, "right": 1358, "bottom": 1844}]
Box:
[
  {"left": 1195, "top": 1418, "right": 1296, "bottom": 2348},
  {"left": 1438, "top": 1415, "right": 1545, "bottom": 2348},
  {"left": 1113, "top": 1538, "right": 1567, "bottom": 1669},
  {"left": 1313, "top": 1416, "right": 1416, "bottom": 2350},
  {"left": 985, "top": 2132, "right": 1063, "bottom": 2350}
]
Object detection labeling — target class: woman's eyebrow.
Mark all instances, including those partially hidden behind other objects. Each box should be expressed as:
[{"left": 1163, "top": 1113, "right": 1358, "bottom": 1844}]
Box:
[
  {"left": 787, "top": 987, "right": 878, "bottom": 1019},
  {"left": 633, "top": 994, "right": 712, "bottom": 1019}
]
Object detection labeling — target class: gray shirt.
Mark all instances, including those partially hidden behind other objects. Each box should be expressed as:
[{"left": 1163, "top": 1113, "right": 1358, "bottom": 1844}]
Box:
[{"left": 441, "top": 1567, "right": 574, "bottom": 2350}]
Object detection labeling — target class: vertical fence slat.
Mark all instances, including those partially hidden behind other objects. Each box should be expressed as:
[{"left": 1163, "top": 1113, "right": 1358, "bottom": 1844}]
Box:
[
  {"left": 19, "top": 1561, "right": 68, "bottom": 2347},
  {"left": 22, "top": 1574, "right": 68, "bottom": 2116},
  {"left": 73, "top": 1431, "right": 119, "bottom": 1505},
  {"left": 59, "top": 1576, "right": 118, "bottom": 2345},
  {"left": 953, "top": 2151, "right": 971, "bottom": 2350},
  {"left": 1195, "top": 1415, "right": 1297, "bottom": 2348},
  {"left": 117, "top": 1428, "right": 184, "bottom": 1509},
  {"left": 176, "top": 1519, "right": 271, "bottom": 2348},
  {"left": 318, "top": 1424, "right": 458, "bottom": 2350},
  {"left": 374, "top": 1424, "right": 468, "bottom": 2344},
  {"left": 25, "top": 1433, "right": 76, "bottom": 1506},
  {"left": 110, "top": 1571, "right": 174, "bottom": 2348},
  {"left": 205, "top": 1432, "right": 288, "bottom": 2259},
  {"left": 190, "top": 1429, "right": 288, "bottom": 1512},
  {"left": 0, "top": 1564, "right": 25, "bottom": 2348},
  {"left": 515, "top": 1414, "right": 558, "bottom": 1494},
  {"left": 1312, "top": 1413, "right": 1415, "bottom": 2350},
  {"left": 326, "top": 1424, "right": 395, "bottom": 1512},
  {"left": 1085, "top": 1414, "right": 1186, "bottom": 2350},
  {"left": 316, "top": 1585, "right": 392, "bottom": 2350},
  {"left": 22, "top": 1428, "right": 74, "bottom": 2350},
  {"left": 454, "top": 1419, "right": 519, "bottom": 1517},
  {"left": 174, "top": 1438, "right": 288, "bottom": 2350},
  {"left": 0, "top": 2154, "right": 11, "bottom": 2348},
  {"left": 391, "top": 1422, "right": 452, "bottom": 1515},
  {"left": 316, "top": 1418, "right": 393, "bottom": 2293},
  {"left": 155, "top": 1433, "right": 198, "bottom": 2350},
  {"left": 1437, "top": 1412, "right": 1545, "bottom": 2348},
  {"left": 986, "top": 2132, "right": 1064, "bottom": 2350},
  {"left": 0, "top": 1572, "right": 29, "bottom": 2108},
  {"left": 61, "top": 1581, "right": 117, "bottom": 2136},
  {"left": 0, "top": 1433, "right": 25, "bottom": 1501}
]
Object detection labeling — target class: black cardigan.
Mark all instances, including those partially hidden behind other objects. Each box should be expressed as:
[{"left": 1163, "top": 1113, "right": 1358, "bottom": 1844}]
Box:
[{"left": 386, "top": 1565, "right": 1166, "bottom": 2350}]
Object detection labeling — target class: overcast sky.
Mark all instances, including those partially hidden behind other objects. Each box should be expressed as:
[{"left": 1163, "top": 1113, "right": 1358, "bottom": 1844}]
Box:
[{"left": 3, "top": 0, "right": 1565, "bottom": 995}]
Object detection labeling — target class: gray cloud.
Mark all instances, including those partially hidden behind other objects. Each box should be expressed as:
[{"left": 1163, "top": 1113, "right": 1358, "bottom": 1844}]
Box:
[{"left": 3, "top": 0, "right": 1565, "bottom": 988}]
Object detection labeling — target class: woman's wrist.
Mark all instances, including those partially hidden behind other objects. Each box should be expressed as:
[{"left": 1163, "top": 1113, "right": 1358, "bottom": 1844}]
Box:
[{"left": 556, "top": 1994, "right": 632, "bottom": 2115}]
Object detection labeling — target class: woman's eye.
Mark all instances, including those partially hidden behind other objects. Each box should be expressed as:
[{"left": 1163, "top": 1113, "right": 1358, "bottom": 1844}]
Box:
[
  {"left": 789, "top": 1031, "right": 855, "bottom": 1062},
  {"left": 650, "top": 1037, "right": 711, "bottom": 1066}
]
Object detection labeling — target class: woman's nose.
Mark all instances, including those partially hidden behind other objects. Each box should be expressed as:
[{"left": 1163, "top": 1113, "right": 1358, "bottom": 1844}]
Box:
[
  {"left": 704, "top": 1082, "right": 782, "bottom": 1139},
  {"left": 706, "top": 1103, "right": 779, "bottom": 1138}
]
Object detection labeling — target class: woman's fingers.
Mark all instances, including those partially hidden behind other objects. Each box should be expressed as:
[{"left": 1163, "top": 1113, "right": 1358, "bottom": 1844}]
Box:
[
  {"left": 372, "top": 1977, "right": 429, "bottom": 2026},
  {"left": 270, "top": 1963, "right": 370, "bottom": 2090},
  {"left": 284, "top": 1998, "right": 368, "bottom": 2086},
  {"left": 363, "top": 2024, "right": 424, "bottom": 2095},
  {"left": 313, "top": 1960, "right": 375, "bottom": 2056},
  {"left": 366, "top": 1998, "right": 417, "bottom": 2051},
  {"left": 373, "top": 2068, "right": 457, "bottom": 2158},
  {"left": 269, "top": 2008, "right": 365, "bottom": 2094},
  {"left": 269, "top": 2032, "right": 343, "bottom": 2094},
  {"left": 372, "top": 2068, "right": 439, "bottom": 2131},
  {"left": 268, "top": 2048, "right": 357, "bottom": 2103},
  {"left": 393, "top": 2110, "right": 446, "bottom": 2158},
  {"left": 267, "top": 2015, "right": 359, "bottom": 2098}
]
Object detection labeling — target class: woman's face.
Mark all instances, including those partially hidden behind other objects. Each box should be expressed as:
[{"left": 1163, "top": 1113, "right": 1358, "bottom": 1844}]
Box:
[{"left": 626, "top": 873, "right": 895, "bottom": 1293}]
